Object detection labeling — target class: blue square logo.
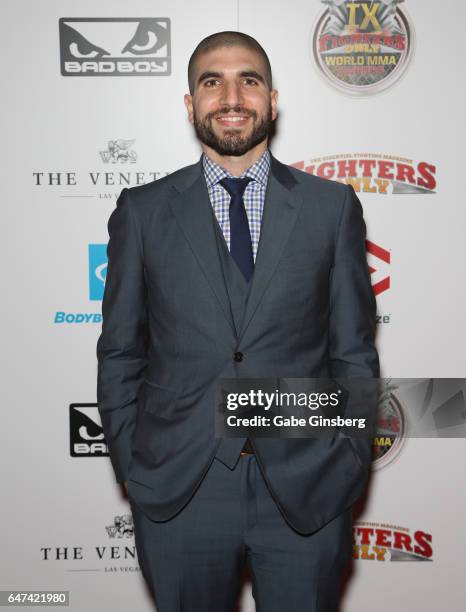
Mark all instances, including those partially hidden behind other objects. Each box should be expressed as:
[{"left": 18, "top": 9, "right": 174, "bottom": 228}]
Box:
[{"left": 88, "top": 244, "right": 108, "bottom": 301}]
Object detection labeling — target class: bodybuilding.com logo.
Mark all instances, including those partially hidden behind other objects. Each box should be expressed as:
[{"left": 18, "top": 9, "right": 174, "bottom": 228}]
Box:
[
  {"left": 53, "top": 245, "right": 106, "bottom": 324},
  {"left": 89, "top": 244, "right": 107, "bottom": 300},
  {"left": 59, "top": 18, "right": 171, "bottom": 76}
]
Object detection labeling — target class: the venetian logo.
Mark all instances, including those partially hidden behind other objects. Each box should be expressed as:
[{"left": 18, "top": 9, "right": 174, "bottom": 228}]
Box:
[
  {"left": 312, "top": 1, "right": 414, "bottom": 95},
  {"left": 105, "top": 515, "right": 134, "bottom": 539},
  {"left": 100, "top": 140, "right": 137, "bottom": 164}
]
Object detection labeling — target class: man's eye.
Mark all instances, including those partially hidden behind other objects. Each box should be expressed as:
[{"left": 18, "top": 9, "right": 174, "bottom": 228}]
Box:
[
  {"left": 204, "top": 79, "right": 220, "bottom": 87},
  {"left": 244, "top": 78, "right": 258, "bottom": 86}
]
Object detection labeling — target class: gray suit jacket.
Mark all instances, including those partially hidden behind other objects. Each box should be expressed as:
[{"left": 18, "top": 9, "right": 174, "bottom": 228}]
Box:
[{"left": 96, "top": 154, "right": 379, "bottom": 534}]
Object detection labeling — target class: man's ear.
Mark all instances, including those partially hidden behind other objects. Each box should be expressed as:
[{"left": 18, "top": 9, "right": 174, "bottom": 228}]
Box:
[
  {"left": 270, "top": 89, "right": 279, "bottom": 121},
  {"left": 184, "top": 94, "right": 194, "bottom": 124}
]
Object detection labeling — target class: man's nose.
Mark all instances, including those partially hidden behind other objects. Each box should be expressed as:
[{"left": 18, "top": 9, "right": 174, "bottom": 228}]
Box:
[{"left": 220, "top": 80, "right": 244, "bottom": 107}]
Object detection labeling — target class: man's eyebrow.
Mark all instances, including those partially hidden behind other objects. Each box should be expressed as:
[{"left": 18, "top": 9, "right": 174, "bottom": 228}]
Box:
[
  {"left": 239, "top": 70, "right": 265, "bottom": 83},
  {"left": 197, "top": 70, "right": 265, "bottom": 85},
  {"left": 197, "top": 71, "right": 223, "bottom": 85}
]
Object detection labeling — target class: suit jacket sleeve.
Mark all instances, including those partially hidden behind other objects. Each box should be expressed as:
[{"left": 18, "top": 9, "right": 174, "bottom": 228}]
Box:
[
  {"left": 329, "top": 184, "right": 379, "bottom": 378},
  {"left": 329, "top": 185, "right": 380, "bottom": 468},
  {"left": 96, "top": 188, "right": 148, "bottom": 483}
]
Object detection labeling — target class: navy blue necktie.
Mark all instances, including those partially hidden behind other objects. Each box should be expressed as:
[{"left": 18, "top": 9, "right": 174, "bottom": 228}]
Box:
[{"left": 219, "top": 177, "right": 254, "bottom": 282}]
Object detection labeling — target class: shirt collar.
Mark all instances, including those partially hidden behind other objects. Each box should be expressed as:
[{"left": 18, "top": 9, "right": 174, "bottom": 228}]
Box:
[{"left": 202, "top": 149, "right": 271, "bottom": 189}]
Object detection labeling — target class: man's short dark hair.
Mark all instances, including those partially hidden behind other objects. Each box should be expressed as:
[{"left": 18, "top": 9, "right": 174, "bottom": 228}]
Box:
[{"left": 188, "top": 31, "right": 273, "bottom": 95}]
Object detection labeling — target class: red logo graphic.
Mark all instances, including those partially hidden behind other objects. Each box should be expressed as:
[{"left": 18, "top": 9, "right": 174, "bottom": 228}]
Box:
[
  {"left": 366, "top": 240, "right": 390, "bottom": 296},
  {"left": 291, "top": 154, "right": 437, "bottom": 194},
  {"left": 353, "top": 522, "right": 433, "bottom": 562}
]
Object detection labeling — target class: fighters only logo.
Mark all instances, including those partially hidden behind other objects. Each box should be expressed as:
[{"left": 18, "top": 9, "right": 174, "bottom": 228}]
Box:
[
  {"left": 311, "top": 0, "right": 414, "bottom": 95},
  {"left": 353, "top": 522, "right": 433, "bottom": 561},
  {"left": 291, "top": 154, "right": 436, "bottom": 194}
]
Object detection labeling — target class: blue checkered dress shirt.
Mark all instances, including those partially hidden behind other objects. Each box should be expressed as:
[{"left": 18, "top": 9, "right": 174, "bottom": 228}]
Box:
[{"left": 202, "top": 149, "right": 271, "bottom": 262}]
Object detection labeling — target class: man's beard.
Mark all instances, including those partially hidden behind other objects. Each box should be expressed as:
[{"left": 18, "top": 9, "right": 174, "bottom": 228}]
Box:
[{"left": 193, "top": 104, "right": 273, "bottom": 156}]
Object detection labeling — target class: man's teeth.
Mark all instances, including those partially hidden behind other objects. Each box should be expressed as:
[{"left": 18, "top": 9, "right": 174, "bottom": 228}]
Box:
[{"left": 218, "top": 116, "right": 247, "bottom": 122}]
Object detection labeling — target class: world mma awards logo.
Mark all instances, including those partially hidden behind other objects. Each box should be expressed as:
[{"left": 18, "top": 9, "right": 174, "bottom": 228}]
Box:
[
  {"left": 312, "top": 1, "right": 414, "bottom": 95},
  {"left": 59, "top": 18, "right": 171, "bottom": 76},
  {"left": 372, "top": 380, "right": 405, "bottom": 470}
]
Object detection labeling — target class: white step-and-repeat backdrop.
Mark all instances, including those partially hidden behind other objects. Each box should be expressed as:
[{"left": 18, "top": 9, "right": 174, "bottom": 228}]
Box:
[{"left": 3, "top": 1, "right": 465, "bottom": 610}]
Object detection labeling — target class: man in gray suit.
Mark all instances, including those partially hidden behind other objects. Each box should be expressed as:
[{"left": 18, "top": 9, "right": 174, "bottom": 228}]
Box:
[{"left": 97, "top": 31, "right": 379, "bottom": 612}]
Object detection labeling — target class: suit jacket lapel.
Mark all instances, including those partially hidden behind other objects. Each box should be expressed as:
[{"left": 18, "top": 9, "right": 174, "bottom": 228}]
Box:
[
  {"left": 238, "top": 156, "right": 303, "bottom": 342},
  {"left": 169, "top": 162, "right": 236, "bottom": 336},
  {"left": 168, "top": 155, "right": 303, "bottom": 343}
]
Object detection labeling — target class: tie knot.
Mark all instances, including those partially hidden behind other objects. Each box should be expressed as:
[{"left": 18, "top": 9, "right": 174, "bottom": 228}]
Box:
[{"left": 219, "top": 176, "right": 252, "bottom": 199}]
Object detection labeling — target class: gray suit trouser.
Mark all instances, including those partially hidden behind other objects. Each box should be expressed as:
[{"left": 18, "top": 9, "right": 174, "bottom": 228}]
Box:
[{"left": 129, "top": 454, "right": 353, "bottom": 612}]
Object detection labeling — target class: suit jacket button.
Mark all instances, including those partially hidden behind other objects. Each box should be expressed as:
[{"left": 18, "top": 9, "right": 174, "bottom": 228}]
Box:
[{"left": 234, "top": 352, "right": 243, "bottom": 362}]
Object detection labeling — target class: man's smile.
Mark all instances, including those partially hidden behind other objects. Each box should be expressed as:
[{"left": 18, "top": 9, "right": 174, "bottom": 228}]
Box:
[{"left": 214, "top": 113, "right": 251, "bottom": 127}]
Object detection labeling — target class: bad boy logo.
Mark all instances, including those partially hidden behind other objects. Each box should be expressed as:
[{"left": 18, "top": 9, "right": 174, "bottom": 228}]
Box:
[
  {"left": 311, "top": 1, "right": 414, "bottom": 95},
  {"left": 59, "top": 18, "right": 171, "bottom": 76}
]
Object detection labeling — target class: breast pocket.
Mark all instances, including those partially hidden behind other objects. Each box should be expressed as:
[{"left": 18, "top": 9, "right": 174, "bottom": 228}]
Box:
[
  {"left": 274, "top": 255, "right": 332, "bottom": 290},
  {"left": 261, "top": 255, "right": 332, "bottom": 324}
]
